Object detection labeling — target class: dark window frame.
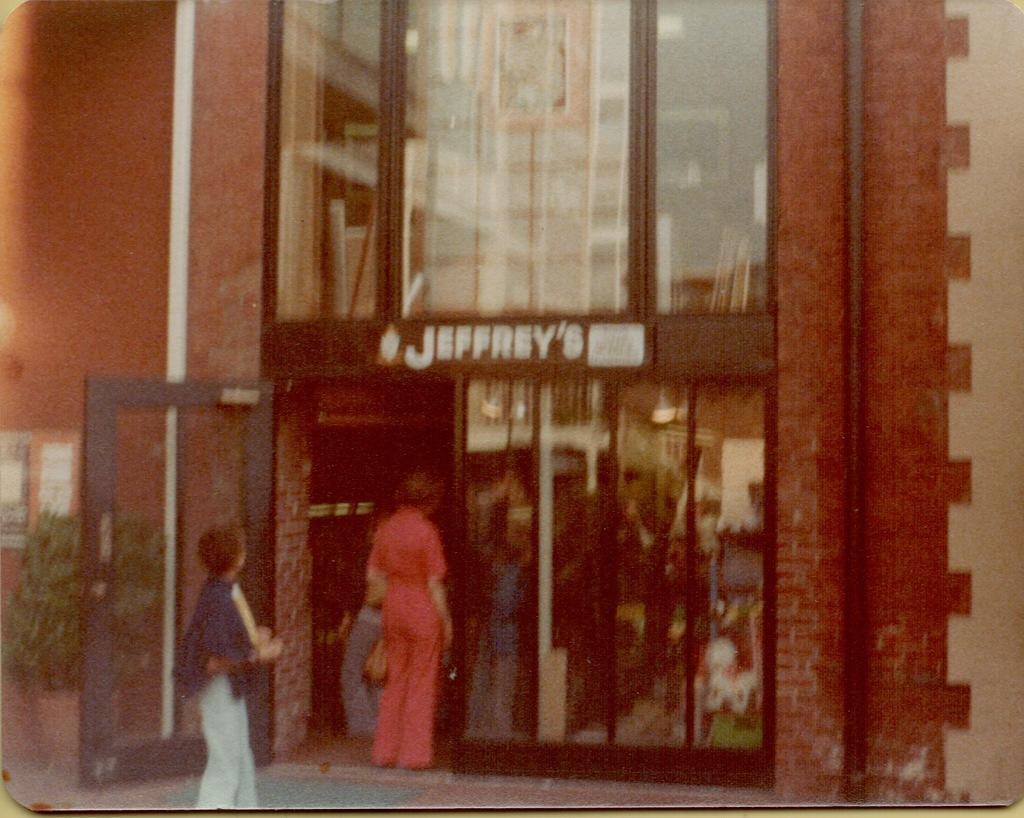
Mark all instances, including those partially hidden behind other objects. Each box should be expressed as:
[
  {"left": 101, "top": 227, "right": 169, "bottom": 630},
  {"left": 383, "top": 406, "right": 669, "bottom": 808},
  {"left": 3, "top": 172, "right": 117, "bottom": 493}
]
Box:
[{"left": 262, "top": 0, "right": 778, "bottom": 369}]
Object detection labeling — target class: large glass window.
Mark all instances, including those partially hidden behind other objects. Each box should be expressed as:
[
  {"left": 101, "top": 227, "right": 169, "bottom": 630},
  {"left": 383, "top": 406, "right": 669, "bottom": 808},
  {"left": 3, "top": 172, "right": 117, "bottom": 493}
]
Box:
[
  {"left": 405, "top": 0, "right": 631, "bottom": 317},
  {"left": 459, "top": 379, "right": 765, "bottom": 751},
  {"left": 273, "top": 0, "right": 770, "bottom": 321},
  {"left": 276, "top": 0, "right": 380, "bottom": 321},
  {"left": 614, "top": 383, "right": 764, "bottom": 747},
  {"left": 655, "top": 0, "right": 769, "bottom": 314},
  {"left": 463, "top": 379, "right": 536, "bottom": 740}
]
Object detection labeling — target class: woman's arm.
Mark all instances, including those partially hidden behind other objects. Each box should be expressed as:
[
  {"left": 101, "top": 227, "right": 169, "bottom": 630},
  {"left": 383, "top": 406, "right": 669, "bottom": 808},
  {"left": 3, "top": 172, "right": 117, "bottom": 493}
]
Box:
[
  {"left": 366, "top": 565, "right": 388, "bottom": 603},
  {"left": 205, "top": 638, "right": 282, "bottom": 675},
  {"left": 428, "top": 576, "right": 453, "bottom": 648}
]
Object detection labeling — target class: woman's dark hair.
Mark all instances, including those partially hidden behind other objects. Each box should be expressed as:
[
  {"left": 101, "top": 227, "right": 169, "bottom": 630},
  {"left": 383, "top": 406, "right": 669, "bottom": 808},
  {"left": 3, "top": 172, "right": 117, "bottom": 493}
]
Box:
[
  {"left": 198, "top": 526, "right": 244, "bottom": 575},
  {"left": 395, "top": 469, "right": 443, "bottom": 510}
]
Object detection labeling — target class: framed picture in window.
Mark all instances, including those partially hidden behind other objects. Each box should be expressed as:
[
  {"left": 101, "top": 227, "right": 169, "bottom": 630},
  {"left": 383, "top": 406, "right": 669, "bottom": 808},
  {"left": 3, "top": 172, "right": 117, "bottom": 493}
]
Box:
[{"left": 491, "top": 3, "right": 589, "bottom": 130}]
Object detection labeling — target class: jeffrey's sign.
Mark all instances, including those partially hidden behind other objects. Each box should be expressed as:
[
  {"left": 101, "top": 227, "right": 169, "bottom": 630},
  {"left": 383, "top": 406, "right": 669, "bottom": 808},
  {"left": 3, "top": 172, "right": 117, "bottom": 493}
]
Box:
[{"left": 377, "top": 322, "right": 645, "bottom": 370}]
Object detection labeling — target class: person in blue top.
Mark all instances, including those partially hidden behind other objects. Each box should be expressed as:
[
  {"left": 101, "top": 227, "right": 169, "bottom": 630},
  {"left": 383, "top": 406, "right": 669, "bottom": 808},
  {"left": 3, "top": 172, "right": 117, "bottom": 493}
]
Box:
[{"left": 174, "top": 527, "right": 282, "bottom": 809}]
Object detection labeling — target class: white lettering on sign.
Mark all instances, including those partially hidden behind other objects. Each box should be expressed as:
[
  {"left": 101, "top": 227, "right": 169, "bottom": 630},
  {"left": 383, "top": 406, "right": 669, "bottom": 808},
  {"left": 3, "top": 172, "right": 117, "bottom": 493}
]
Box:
[
  {"left": 587, "top": 324, "right": 646, "bottom": 367},
  {"left": 404, "top": 326, "right": 434, "bottom": 370},
  {"left": 533, "top": 324, "right": 556, "bottom": 358},
  {"left": 563, "top": 323, "right": 584, "bottom": 360},
  {"left": 379, "top": 322, "right": 644, "bottom": 370},
  {"left": 492, "top": 325, "right": 513, "bottom": 359}
]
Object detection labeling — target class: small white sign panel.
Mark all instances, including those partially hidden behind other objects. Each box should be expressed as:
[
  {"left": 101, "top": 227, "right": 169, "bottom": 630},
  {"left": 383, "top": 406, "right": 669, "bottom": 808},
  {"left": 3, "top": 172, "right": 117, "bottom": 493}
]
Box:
[
  {"left": 587, "top": 324, "right": 646, "bottom": 368},
  {"left": 39, "top": 442, "right": 74, "bottom": 516}
]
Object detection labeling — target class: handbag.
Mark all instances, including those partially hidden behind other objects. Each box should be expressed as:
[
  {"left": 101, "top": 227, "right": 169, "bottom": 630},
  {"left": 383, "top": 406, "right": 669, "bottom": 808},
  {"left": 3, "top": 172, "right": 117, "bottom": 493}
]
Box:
[{"left": 363, "top": 638, "right": 387, "bottom": 684}]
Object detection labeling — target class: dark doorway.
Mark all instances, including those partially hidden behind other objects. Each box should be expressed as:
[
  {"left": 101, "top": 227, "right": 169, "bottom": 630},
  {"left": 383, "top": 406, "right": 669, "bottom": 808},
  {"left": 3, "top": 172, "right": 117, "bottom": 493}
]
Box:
[{"left": 307, "top": 378, "right": 455, "bottom": 738}]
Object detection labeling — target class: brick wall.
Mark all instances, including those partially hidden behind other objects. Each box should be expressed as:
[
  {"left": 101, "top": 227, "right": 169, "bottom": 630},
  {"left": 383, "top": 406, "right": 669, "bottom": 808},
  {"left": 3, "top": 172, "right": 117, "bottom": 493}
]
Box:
[
  {"left": 186, "top": 1, "right": 267, "bottom": 382},
  {"left": 272, "top": 390, "right": 313, "bottom": 757},
  {"left": 861, "top": 0, "right": 967, "bottom": 802},
  {"left": 773, "top": 0, "right": 848, "bottom": 800},
  {"left": 774, "top": 0, "right": 966, "bottom": 802},
  {"left": 0, "top": 0, "right": 172, "bottom": 431}
]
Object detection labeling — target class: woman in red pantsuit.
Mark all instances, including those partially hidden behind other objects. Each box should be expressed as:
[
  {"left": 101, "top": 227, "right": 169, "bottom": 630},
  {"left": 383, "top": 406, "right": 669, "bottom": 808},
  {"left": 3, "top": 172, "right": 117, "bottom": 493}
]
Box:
[{"left": 367, "top": 471, "right": 452, "bottom": 769}]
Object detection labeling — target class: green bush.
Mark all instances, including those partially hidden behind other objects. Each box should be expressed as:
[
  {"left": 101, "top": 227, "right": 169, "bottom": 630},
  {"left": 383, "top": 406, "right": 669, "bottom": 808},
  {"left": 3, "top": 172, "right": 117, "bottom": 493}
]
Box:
[
  {"left": 3, "top": 512, "right": 165, "bottom": 691},
  {"left": 3, "top": 514, "right": 81, "bottom": 690}
]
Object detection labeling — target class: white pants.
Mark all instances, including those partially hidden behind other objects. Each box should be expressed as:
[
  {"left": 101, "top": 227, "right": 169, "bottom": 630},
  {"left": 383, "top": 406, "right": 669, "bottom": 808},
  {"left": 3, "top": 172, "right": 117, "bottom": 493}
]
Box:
[{"left": 197, "top": 674, "right": 258, "bottom": 809}]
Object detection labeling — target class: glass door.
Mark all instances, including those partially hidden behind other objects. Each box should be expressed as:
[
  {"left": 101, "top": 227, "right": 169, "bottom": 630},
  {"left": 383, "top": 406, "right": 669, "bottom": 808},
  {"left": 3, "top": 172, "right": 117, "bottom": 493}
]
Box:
[
  {"left": 460, "top": 379, "right": 538, "bottom": 743},
  {"left": 79, "top": 378, "right": 273, "bottom": 786}
]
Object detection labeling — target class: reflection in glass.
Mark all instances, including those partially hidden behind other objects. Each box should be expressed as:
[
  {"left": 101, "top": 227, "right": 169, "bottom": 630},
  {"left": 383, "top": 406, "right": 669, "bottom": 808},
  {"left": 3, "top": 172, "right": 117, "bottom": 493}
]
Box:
[
  {"left": 656, "top": 0, "right": 768, "bottom": 313},
  {"left": 405, "top": 0, "right": 630, "bottom": 316},
  {"left": 112, "top": 410, "right": 169, "bottom": 742},
  {"left": 614, "top": 383, "right": 764, "bottom": 748},
  {"left": 111, "top": 406, "right": 248, "bottom": 746},
  {"left": 277, "top": 0, "right": 380, "bottom": 320},
  {"left": 461, "top": 380, "right": 766, "bottom": 751},
  {"left": 464, "top": 380, "right": 534, "bottom": 741},
  {"left": 615, "top": 383, "right": 690, "bottom": 745},
  {"left": 693, "top": 386, "right": 764, "bottom": 748},
  {"left": 539, "top": 381, "right": 610, "bottom": 743}
]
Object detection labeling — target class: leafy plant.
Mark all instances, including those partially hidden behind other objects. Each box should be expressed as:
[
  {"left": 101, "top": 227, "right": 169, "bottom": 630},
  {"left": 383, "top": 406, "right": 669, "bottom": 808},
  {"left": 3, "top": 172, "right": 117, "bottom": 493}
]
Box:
[
  {"left": 3, "top": 512, "right": 165, "bottom": 691},
  {"left": 3, "top": 514, "right": 81, "bottom": 691}
]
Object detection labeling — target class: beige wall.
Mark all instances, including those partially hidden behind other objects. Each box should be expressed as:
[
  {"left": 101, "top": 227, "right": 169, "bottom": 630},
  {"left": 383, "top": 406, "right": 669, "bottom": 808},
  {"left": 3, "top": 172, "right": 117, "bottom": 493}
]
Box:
[{"left": 945, "top": 0, "right": 1024, "bottom": 803}]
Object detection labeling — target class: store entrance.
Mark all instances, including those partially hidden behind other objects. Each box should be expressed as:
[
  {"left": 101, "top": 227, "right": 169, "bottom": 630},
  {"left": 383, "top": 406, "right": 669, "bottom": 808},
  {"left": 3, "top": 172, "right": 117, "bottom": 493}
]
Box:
[{"left": 307, "top": 378, "right": 455, "bottom": 740}]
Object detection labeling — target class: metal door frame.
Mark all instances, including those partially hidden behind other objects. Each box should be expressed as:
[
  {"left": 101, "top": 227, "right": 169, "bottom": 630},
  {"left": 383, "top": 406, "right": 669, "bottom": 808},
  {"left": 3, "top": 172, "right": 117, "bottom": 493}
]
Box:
[{"left": 79, "top": 377, "right": 274, "bottom": 787}]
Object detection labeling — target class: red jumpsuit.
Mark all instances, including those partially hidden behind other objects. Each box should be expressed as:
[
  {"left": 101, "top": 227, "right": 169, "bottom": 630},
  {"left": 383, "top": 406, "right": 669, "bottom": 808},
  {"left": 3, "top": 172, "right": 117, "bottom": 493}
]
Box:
[{"left": 369, "top": 506, "right": 447, "bottom": 769}]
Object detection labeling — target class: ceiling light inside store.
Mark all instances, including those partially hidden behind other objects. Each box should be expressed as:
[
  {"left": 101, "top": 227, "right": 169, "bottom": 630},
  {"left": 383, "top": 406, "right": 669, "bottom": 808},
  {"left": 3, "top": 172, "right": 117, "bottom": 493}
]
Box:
[{"left": 651, "top": 389, "right": 677, "bottom": 424}]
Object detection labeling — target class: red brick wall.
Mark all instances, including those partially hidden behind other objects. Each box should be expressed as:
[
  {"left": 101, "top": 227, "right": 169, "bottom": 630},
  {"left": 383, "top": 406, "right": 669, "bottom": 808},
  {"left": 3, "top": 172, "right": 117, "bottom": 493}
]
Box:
[
  {"left": 774, "top": 0, "right": 848, "bottom": 800},
  {"left": 776, "top": 0, "right": 966, "bottom": 801},
  {"left": 272, "top": 392, "right": 313, "bottom": 757},
  {"left": 186, "top": 1, "right": 267, "bottom": 382},
  {"left": 861, "top": 0, "right": 967, "bottom": 801},
  {"left": 0, "top": 0, "right": 173, "bottom": 430}
]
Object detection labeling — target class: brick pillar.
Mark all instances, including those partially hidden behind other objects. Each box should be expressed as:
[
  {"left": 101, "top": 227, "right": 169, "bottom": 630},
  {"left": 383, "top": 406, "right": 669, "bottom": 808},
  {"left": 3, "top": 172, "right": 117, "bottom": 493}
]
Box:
[
  {"left": 187, "top": 1, "right": 267, "bottom": 382},
  {"left": 774, "top": 0, "right": 848, "bottom": 800},
  {"left": 272, "top": 390, "right": 313, "bottom": 757},
  {"left": 861, "top": 0, "right": 967, "bottom": 801}
]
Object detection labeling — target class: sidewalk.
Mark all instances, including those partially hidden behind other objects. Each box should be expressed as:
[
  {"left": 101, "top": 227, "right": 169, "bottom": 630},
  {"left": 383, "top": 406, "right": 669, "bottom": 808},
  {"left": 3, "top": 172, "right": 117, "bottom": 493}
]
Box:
[{"left": 2, "top": 744, "right": 786, "bottom": 812}]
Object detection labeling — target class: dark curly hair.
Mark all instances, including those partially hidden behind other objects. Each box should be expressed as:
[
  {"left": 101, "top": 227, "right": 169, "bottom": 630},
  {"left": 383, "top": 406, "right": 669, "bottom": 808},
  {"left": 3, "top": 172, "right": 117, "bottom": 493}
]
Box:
[
  {"left": 197, "top": 526, "right": 244, "bottom": 575},
  {"left": 394, "top": 469, "right": 443, "bottom": 511}
]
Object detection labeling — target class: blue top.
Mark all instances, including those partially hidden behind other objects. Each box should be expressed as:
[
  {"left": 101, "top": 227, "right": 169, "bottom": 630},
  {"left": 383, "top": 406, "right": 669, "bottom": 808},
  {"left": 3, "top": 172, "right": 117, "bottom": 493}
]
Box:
[{"left": 173, "top": 577, "right": 255, "bottom": 699}]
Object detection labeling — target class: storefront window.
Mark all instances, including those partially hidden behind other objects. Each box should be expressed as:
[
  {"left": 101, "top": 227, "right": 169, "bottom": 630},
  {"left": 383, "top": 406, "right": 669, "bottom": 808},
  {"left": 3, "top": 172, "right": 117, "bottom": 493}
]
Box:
[
  {"left": 460, "top": 379, "right": 765, "bottom": 751},
  {"left": 614, "top": 382, "right": 764, "bottom": 747},
  {"left": 276, "top": 0, "right": 379, "bottom": 321},
  {"left": 691, "top": 385, "right": 764, "bottom": 747},
  {"left": 537, "top": 381, "right": 611, "bottom": 743},
  {"left": 404, "top": 0, "right": 631, "bottom": 317},
  {"left": 655, "top": 0, "right": 768, "bottom": 314},
  {"left": 463, "top": 379, "right": 535, "bottom": 740},
  {"left": 615, "top": 382, "right": 690, "bottom": 745},
  {"left": 272, "top": 0, "right": 771, "bottom": 324}
]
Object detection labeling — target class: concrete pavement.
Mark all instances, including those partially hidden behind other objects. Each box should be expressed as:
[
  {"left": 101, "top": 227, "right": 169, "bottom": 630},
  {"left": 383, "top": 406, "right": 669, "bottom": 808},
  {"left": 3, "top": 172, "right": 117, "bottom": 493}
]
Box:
[{"left": 2, "top": 749, "right": 785, "bottom": 812}]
